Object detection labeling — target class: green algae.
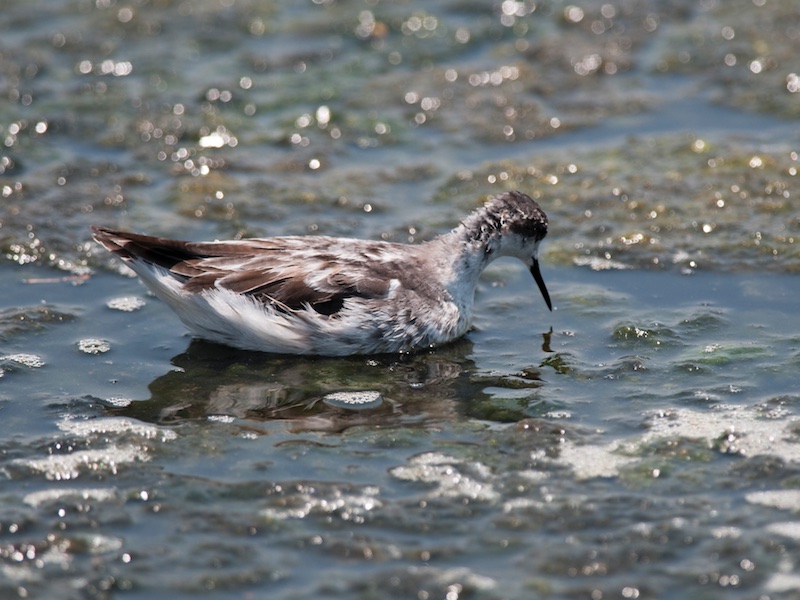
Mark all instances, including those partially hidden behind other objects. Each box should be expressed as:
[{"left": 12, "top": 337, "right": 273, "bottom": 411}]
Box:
[
  {"left": 3, "top": 4, "right": 800, "bottom": 600},
  {"left": 652, "top": 1, "right": 800, "bottom": 118},
  {"left": 437, "top": 135, "right": 800, "bottom": 273},
  {"left": 2, "top": 1, "right": 798, "bottom": 277}
]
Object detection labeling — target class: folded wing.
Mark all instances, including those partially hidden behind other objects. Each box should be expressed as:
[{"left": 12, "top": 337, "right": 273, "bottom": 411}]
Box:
[{"left": 91, "top": 226, "right": 392, "bottom": 316}]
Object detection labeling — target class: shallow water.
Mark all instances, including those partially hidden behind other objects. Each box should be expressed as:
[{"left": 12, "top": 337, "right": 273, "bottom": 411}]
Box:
[{"left": 2, "top": 1, "right": 800, "bottom": 599}]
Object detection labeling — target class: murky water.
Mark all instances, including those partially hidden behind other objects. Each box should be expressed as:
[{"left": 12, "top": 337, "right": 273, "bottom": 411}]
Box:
[{"left": 2, "top": 1, "right": 800, "bottom": 599}]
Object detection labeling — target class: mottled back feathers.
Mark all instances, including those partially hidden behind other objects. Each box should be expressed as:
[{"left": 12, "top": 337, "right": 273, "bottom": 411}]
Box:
[{"left": 92, "top": 227, "right": 402, "bottom": 316}]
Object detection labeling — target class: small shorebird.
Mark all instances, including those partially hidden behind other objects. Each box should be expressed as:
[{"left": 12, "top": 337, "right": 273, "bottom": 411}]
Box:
[{"left": 92, "top": 191, "right": 552, "bottom": 356}]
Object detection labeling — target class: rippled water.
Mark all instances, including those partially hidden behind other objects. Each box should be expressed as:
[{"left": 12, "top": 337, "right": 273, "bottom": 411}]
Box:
[{"left": 2, "top": 1, "right": 800, "bottom": 599}]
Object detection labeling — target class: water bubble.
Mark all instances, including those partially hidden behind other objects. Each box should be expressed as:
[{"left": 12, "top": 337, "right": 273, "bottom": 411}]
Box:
[
  {"left": 3, "top": 353, "right": 45, "bottom": 368},
  {"left": 103, "top": 397, "right": 132, "bottom": 407},
  {"left": 106, "top": 296, "right": 146, "bottom": 312},
  {"left": 77, "top": 338, "right": 111, "bottom": 354},
  {"left": 322, "top": 390, "right": 383, "bottom": 410}
]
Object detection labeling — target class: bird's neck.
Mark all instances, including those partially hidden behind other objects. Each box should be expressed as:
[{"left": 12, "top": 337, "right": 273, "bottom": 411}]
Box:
[{"left": 430, "top": 217, "right": 500, "bottom": 291}]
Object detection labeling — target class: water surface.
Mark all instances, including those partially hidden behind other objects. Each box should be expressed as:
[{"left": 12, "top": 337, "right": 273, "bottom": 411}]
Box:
[{"left": 2, "top": 1, "right": 800, "bottom": 599}]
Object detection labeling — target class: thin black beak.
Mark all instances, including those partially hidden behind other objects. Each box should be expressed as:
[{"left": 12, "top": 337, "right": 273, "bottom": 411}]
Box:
[{"left": 530, "top": 259, "right": 552, "bottom": 311}]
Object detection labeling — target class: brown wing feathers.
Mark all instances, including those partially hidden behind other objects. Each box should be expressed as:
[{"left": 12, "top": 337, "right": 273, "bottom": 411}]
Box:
[
  {"left": 91, "top": 226, "right": 389, "bottom": 316},
  {"left": 91, "top": 226, "right": 202, "bottom": 269}
]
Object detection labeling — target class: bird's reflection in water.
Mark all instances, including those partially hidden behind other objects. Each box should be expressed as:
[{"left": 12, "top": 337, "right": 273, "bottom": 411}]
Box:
[
  {"left": 111, "top": 334, "right": 550, "bottom": 433},
  {"left": 113, "top": 338, "right": 470, "bottom": 431}
]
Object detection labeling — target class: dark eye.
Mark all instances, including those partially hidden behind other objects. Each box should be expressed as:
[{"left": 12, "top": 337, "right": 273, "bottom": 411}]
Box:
[{"left": 509, "top": 219, "right": 546, "bottom": 239}]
